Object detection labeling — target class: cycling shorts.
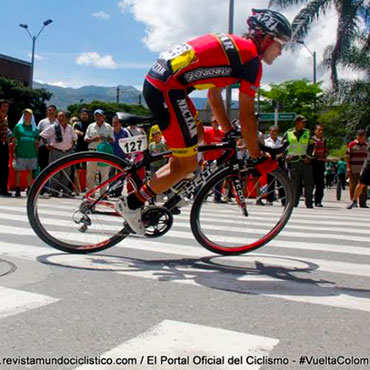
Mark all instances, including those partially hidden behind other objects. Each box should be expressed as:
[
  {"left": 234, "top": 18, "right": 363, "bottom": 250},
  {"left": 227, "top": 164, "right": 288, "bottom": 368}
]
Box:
[{"left": 143, "top": 75, "right": 200, "bottom": 157}]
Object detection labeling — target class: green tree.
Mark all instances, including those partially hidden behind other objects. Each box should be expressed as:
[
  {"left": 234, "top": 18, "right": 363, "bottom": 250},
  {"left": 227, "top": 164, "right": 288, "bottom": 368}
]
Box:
[
  {"left": 324, "top": 33, "right": 370, "bottom": 130},
  {"left": 269, "top": 0, "right": 369, "bottom": 90},
  {"left": 0, "top": 77, "right": 52, "bottom": 128},
  {"left": 260, "top": 79, "right": 323, "bottom": 132},
  {"left": 317, "top": 106, "right": 348, "bottom": 151}
]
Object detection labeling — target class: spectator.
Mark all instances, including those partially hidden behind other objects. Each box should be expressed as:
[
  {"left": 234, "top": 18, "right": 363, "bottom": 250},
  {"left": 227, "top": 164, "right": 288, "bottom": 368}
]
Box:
[
  {"left": 149, "top": 124, "right": 161, "bottom": 144},
  {"left": 69, "top": 116, "right": 79, "bottom": 126},
  {"left": 336, "top": 157, "right": 347, "bottom": 191},
  {"left": 12, "top": 109, "right": 39, "bottom": 197},
  {"left": 283, "top": 115, "right": 314, "bottom": 208},
  {"left": 71, "top": 108, "right": 92, "bottom": 193},
  {"left": 37, "top": 105, "right": 58, "bottom": 177},
  {"left": 40, "top": 111, "right": 77, "bottom": 197},
  {"left": 107, "top": 115, "right": 128, "bottom": 197},
  {"left": 0, "top": 99, "right": 11, "bottom": 196},
  {"left": 346, "top": 129, "right": 368, "bottom": 207},
  {"left": 84, "top": 109, "right": 114, "bottom": 197},
  {"left": 73, "top": 108, "right": 91, "bottom": 153},
  {"left": 325, "top": 161, "right": 336, "bottom": 188},
  {"left": 264, "top": 125, "right": 285, "bottom": 205},
  {"left": 123, "top": 119, "right": 146, "bottom": 161},
  {"left": 122, "top": 118, "right": 147, "bottom": 190},
  {"left": 148, "top": 128, "right": 169, "bottom": 204},
  {"left": 111, "top": 115, "right": 128, "bottom": 159},
  {"left": 203, "top": 117, "right": 225, "bottom": 202},
  {"left": 149, "top": 128, "right": 168, "bottom": 174},
  {"left": 312, "top": 124, "right": 329, "bottom": 207},
  {"left": 347, "top": 143, "right": 370, "bottom": 209}
]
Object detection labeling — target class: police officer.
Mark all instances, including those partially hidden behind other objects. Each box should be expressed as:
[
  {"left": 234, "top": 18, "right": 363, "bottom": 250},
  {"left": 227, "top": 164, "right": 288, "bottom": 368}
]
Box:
[{"left": 283, "top": 115, "right": 314, "bottom": 208}]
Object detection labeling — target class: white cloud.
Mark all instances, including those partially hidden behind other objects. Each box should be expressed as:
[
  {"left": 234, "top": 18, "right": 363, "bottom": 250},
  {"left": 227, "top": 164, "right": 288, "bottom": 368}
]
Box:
[
  {"left": 76, "top": 52, "right": 117, "bottom": 69},
  {"left": 93, "top": 11, "right": 111, "bottom": 20},
  {"left": 119, "top": 0, "right": 230, "bottom": 52},
  {"left": 119, "top": 0, "right": 361, "bottom": 87},
  {"left": 48, "top": 81, "right": 67, "bottom": 87},
  {"left": 28, "top": 53, "right": 44, "bottom": 61}
]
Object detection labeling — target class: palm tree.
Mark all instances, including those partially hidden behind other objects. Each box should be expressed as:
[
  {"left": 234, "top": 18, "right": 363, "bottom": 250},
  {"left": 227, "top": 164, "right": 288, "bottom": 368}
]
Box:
[
  {"left": 326, "top": 32, "right": 370, "bottom": 129},
  {"left": 268, "top": 0, "right": 369, "bottom": 90}
]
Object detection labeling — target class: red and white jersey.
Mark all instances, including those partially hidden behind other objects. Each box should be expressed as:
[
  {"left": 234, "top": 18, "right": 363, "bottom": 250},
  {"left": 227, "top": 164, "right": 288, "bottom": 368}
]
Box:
[{"left": 148, "top": 33, "right": 263, "bottom": 97}]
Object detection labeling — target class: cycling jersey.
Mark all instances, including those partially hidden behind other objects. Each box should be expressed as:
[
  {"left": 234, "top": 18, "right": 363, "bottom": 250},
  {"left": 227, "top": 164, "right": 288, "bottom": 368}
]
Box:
[{"left": 143, "top": 33, "right": 262, "bottom": 157}]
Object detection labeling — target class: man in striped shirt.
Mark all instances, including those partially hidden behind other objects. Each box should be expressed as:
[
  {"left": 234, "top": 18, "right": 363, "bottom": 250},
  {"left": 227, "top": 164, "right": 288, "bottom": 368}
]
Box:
[
  {"left": 312, "top": 124, "right": 329, "bottom": 207},
  {"left": 347, "top": 143, "right": 370, "bottom": 209},
  {"left": 346, "top": 129, "right": 368, "bottom": 208}
]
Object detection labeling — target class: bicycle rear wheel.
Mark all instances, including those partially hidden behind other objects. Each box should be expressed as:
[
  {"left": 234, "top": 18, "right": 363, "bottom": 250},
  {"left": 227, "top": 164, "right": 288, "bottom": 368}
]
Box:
[
  {"left": 191, "top": 167, "right": 294, "bottom": 255},
  {"left": 27, "top": 152, "right": 132, "bottom": 254}
]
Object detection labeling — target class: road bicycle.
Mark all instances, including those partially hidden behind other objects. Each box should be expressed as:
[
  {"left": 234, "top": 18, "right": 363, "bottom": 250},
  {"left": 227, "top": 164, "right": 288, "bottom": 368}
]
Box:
[{"left": 27, "top": 114, "right": 294, "bottom": 255}]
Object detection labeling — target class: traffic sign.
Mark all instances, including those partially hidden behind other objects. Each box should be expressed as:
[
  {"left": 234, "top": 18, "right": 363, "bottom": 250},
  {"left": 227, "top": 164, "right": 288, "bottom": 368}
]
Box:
[{"left": 259, "top": 112, "right": 296, "bottom": 121}]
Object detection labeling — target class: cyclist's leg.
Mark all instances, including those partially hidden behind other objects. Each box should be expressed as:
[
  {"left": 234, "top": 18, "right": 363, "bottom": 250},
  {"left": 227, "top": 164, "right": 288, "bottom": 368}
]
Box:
[
  {"left": 141, "top": 78, "right": 199, "bottom": 195},
  {"left": 115, "top": 78, "right": 198, "bottom": 233}
]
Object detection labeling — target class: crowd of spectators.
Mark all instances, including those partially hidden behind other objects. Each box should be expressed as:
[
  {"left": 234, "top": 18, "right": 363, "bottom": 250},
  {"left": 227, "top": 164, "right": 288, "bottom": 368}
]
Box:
[
  {"left": 0, "top": 98, "right": 368, "bottom": 210},
  {"left": 0, "top": 101, "right": 147, "bottom": 198}
]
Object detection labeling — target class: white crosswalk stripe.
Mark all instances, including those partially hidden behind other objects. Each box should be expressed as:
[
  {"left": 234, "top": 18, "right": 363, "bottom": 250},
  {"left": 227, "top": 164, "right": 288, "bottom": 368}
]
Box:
[
  {"left": 0, "top": 286, "right": 59, "bottom": 320},
  {"left": 0, "top": 201, "right": 369, "bottom": 317},
  {"left": 0, "top": 197, "right": 369, "bottom": 367},
  {"left": 74, "top": 320, "right": 279, "bottom": 370}
]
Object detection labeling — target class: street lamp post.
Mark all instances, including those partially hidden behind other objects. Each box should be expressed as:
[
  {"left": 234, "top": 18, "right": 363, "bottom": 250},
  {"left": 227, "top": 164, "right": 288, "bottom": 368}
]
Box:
[
  {"left": 19, "top": 19, "right": 53, "bottom": 88},
  {"left": 297, "top": 40, "right": 316, "bottom": 84}
]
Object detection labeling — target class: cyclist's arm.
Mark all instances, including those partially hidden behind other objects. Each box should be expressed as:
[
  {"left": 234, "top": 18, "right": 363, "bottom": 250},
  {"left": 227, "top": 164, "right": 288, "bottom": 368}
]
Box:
[
  {"left": 239, "top": 91, "right": 260, "bottom": 159},
  {"left": 207, "top": 87, "right": 233, "bottom": 133}
]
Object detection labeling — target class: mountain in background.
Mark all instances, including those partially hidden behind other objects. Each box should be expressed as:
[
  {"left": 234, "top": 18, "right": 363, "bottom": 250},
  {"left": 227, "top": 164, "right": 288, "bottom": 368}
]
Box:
[
  {"left": 34, "top": 82, "right": 235, "bottom": 110},
  {"left": 34, "top": 82, "right": 143, "bottom": 110}
]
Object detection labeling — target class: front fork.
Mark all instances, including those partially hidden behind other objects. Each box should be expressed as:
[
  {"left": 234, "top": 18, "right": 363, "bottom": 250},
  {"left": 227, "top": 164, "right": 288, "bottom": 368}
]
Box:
[{"left": 230, "top": 170, "right": 248, "bottom": 217}]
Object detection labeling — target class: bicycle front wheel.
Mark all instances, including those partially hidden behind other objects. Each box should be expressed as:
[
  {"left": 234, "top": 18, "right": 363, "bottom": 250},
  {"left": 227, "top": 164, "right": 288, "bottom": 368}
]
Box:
[
  {"left": 27, "top": 151, "right": 132, "bottom": 254},
  {"left": 191, "top": 167, "right": 294, "bottom": 255}
]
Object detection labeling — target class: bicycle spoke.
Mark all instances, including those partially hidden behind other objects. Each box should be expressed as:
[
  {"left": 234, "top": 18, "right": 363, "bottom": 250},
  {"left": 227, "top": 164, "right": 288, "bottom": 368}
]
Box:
[
  {"left": 191, "top": 168, "right": 293, "bottom": 255},
  {"left": 27, "top": 152, "right": 131, "bottom": 253}
]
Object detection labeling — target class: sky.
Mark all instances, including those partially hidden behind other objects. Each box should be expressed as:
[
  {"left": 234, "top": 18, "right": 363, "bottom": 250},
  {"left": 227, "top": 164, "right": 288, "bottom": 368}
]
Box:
[{"left": 0, "top": 0, "right": 362, "bottom": 97}]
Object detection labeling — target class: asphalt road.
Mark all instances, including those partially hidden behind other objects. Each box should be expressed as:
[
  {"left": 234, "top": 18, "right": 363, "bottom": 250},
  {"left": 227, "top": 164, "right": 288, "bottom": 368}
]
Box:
[{"left": 0, "top": 188, "right": 369, "bottom": 370}]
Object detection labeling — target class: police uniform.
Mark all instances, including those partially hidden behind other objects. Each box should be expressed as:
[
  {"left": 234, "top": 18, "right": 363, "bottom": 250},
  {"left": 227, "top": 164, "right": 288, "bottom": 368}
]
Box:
[{"left": 284, "top": 126, "right": 314, "bottom": 207}]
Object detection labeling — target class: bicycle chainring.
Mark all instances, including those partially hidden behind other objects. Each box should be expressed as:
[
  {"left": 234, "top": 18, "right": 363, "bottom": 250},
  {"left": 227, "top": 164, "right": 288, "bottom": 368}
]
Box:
[{"left": 142, "top": 206, "right": 173, "bottom": 238}]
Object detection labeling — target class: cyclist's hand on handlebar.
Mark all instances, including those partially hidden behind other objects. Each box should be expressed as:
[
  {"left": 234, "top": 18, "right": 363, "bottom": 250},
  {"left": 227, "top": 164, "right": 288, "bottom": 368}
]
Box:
[{"left": 248, "top": 154, "right": 278, "bottom": 176}]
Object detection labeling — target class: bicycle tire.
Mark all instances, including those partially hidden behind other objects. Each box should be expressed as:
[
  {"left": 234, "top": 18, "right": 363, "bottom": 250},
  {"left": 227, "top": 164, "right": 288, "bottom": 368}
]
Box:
[
  {"left": 27, "top": 151, "right": 130, "bottom": 254},
  {"left": 190, "top": 167, "right": 294, "bottom": 255}
]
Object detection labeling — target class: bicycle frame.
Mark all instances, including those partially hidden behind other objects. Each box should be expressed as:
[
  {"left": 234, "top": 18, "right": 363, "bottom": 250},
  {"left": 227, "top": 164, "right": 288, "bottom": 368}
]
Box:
[{"left": 83, "top": 139, "right": 248, "bottom": 213}]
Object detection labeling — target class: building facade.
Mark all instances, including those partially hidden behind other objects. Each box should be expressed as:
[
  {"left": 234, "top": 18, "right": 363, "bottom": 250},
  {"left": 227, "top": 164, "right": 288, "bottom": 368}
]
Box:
[{"left": 0, "top": 54, "right": 31, "bottom": 86}]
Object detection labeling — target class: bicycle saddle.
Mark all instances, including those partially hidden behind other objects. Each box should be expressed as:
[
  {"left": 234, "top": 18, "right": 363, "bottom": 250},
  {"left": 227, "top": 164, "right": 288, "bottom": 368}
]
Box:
[{"left": 116, "top": 112, "right": 155, "bottom": 125}]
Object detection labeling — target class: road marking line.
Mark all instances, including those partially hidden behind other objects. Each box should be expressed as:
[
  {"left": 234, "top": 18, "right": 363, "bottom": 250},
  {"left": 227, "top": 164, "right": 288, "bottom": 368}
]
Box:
[
  {"left": 0, "top": 286, "right": 59, "bottom": 320},
  {"left": 0, "top": 225, "right": 370, "bottom": 276},
  {"left": 74, "top": 319, "right": 279, "bottom": 370},
  {"left": 2, "top": 205, "right": 369, "bottom": 227}
]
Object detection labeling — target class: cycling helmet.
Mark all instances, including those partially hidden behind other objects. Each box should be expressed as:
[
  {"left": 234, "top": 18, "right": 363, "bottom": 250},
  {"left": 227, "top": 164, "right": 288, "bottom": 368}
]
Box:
[{"left": 247, "top": 9, "right": 292, "bottom": 44}]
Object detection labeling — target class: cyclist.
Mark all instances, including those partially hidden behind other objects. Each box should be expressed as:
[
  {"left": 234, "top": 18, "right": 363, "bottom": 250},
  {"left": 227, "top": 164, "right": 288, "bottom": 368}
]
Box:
[{"left": 116, "top": 8, "right": 292, "bottom": 234}]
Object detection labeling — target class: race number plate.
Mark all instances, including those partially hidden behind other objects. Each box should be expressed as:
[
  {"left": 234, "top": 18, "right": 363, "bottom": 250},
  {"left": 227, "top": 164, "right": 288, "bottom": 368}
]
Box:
[{"left": 119, "top": 134, "right": 147, "bottom": 154}]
